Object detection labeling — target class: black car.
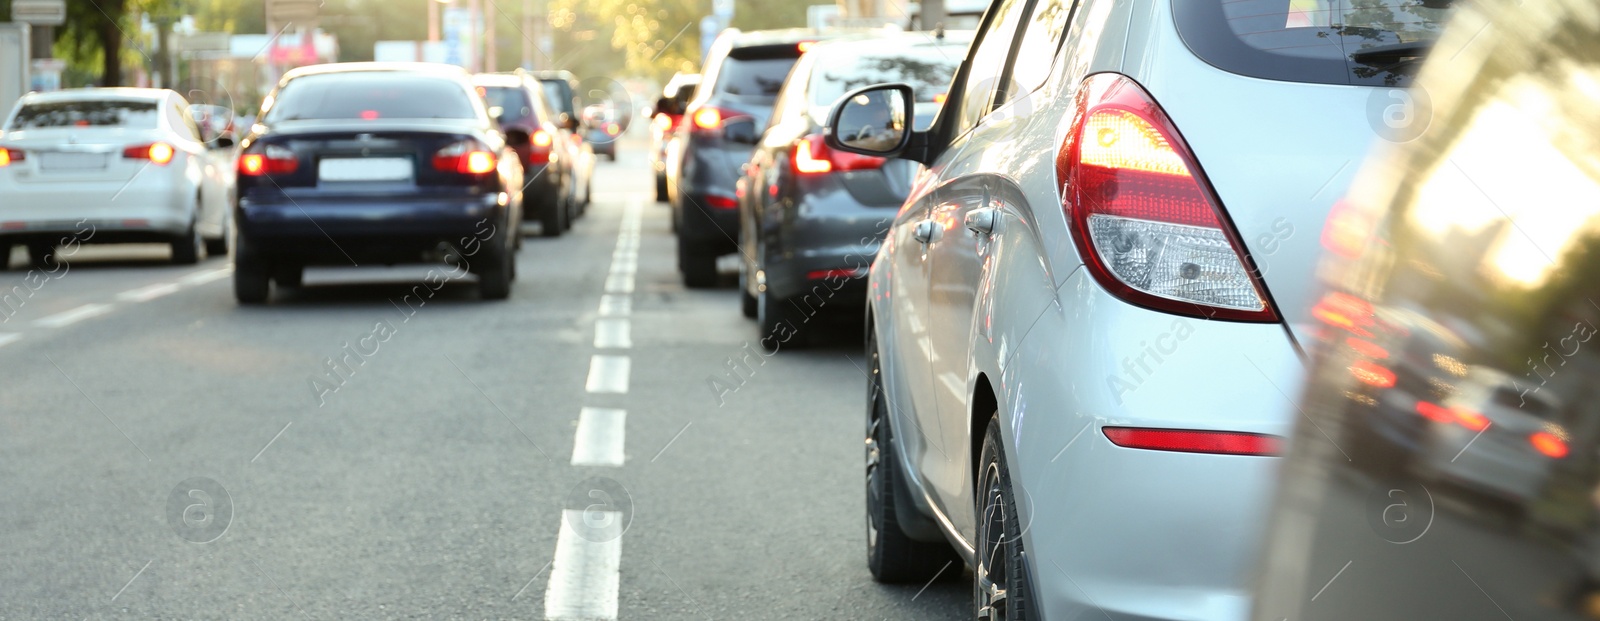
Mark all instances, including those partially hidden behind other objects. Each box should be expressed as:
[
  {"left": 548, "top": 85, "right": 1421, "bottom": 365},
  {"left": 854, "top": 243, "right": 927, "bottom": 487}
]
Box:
[
  {"left": 474, "top": 71, "right": 572, "bottom": 237},
  {"left": 1250, "top": 0, "right": 1600, "bottom": 619},
  {"left": 670, "top": 29, "right": 829, "bottom": 288},
  {"left": 232, "top": 63, "right": 525, "bottom": 303},
  {"left": 736, "top": 32, "right": 969, "bottom": 340}
]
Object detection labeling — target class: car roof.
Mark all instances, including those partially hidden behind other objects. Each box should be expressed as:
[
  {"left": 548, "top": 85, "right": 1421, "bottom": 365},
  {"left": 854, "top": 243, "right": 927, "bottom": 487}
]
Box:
[
  {"left": 721, "top": 28, "right": 830, "bottom": 47},
  {"left": 803, "top": 30, "right": 975, "bottom": 55},
  {"left": 23, "top": 87, "right": 170, "bottom": 103},
  {"left": 472, "top": 73, "right": 526, "bottom": 88},
  {"left": 281, "top": 62, "right": 470, "bottom": 82}
]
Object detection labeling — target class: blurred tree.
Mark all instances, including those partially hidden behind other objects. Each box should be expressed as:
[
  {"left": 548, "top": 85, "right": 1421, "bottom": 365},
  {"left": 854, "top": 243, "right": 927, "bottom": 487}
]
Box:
[{"left": 54, "top": 0, "right": 174, "bottom": 86}]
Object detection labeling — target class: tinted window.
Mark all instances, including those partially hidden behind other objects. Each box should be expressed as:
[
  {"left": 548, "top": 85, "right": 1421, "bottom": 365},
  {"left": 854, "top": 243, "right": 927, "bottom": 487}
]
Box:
[
  {"left": 809, "top": 50, "right": 962, "bottom": 107},
  {"left": 265, "top": 73, "right": 479, "bottom": 122},
  {"left": 957, "top": 0, "right": 1026, "bottom": 134},
  {"left": 540, "top": 80, "right": 575, "bottom": 117},
  {"left": 714, "top": 57, "right": 798, "bottom": 100},
  {"left": 1174, "top": 0, "right": 1454, "bottom": 86},
  {"left": 809, "top": 47, "right": 964, "bottom": 131},
  {"left": 8, "top": 99, "right": 160, "bottom": 129},
  {"left": 482, "top": 86, "right": 535, "bottom": 124}
]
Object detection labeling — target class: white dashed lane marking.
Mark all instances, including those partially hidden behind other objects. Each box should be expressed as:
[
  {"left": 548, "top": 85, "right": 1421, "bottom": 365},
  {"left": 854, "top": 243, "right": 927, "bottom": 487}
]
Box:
[{"left": 571, "top": 407, "right": 627, "bottom": 467}]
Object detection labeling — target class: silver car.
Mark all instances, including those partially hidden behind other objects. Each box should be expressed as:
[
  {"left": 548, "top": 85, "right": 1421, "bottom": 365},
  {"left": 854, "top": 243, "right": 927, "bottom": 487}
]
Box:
[{"left": 822, "top": 0, "right": 1454, "bottom": 618}]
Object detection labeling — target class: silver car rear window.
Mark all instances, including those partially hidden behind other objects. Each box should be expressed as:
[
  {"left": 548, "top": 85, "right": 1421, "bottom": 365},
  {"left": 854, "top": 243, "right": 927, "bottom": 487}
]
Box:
[{"left": 1174, "top": 0, "right": 1455, "bottom": 86}]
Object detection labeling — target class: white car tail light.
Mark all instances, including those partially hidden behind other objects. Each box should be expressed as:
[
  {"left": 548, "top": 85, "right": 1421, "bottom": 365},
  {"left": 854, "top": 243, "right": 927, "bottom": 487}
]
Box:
[
  {"left": 1057, "top": 74, "right": 1277, "bottom": 322},
  {"left": 123, "top": 142, "right": 175, "bottom": 165},
  {"left": 0, "top": 147, "right": 23, "bottom": 167}
]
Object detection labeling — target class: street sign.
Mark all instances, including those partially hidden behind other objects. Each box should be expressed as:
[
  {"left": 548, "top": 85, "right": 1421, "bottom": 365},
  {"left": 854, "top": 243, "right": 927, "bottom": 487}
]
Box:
[{"left": 11, "top": 0, "right": 66, "bottom": 26}]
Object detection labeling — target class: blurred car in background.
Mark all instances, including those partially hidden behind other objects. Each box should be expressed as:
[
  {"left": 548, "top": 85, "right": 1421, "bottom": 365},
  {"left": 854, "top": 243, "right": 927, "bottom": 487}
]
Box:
[
  {"left": 0, "top": 88, "right": 234, "bottom": 266},
  {"left": 232, "top": 63, "right": 524, "bottom": 303},
  {"left": 736, "top": 31, "right": 969, "bottom": 341},
  {"left": 651, "top": 72, "right": 700, "bottom": 202},
  {"left": 1250, "top": 0, "right": 1600, "bottom": 618},
  {"left": 583, "top": 103, "right": 621, "bottom": 161},
  {"left": 827, "top": 0, "right": 1460, "bottom": 617},
  {"left": 188, "top": 103, "right": 236, "bottom": 142},
  {"left": 475, "top": 71, "right": 575, "bottom": 237},
  {"left": 671, "top": 28, "right": 831, "bottom": 287},
  {"left": 533, "top": 70, "right": 593, "bottom": 218}
]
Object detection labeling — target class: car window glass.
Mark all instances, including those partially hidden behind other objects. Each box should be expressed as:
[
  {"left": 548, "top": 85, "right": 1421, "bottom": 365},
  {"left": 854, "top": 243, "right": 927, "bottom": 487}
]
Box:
[
  {"left": 1010, "top": 0, "right": 1075, "bottom": 92},
  {"left": 482, "top": 86, "right": 534, "bottom": 124},
  {"left": 714, "top": 57, "right": 800, "bottom": 101},
  {"left": 957, "top": 0, "right": 1027, "bottom": 134},
  {"left": 8, "top": 99, "right": 162, "bottom": 130},
  {"left": 810, "top": 46, "right": 965, "bottom": 132},
  {"left": 265, "top": 73, "right": 479, "bottom": 122}
]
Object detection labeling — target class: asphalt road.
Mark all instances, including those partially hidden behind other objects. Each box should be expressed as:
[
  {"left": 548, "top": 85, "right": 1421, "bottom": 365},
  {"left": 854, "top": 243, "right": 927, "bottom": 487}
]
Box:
[{"left": 0, "top": 143, "right": 969, "bottom": 620}]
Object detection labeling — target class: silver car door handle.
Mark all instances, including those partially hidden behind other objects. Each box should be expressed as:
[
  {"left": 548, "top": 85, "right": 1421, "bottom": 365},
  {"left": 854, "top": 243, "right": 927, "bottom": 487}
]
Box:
[
  {"left": 913, "top": 220, "right": 936, "bottom": 243},
  {"left": 965, "top": 207, "right": 998, "bottom": 235}
]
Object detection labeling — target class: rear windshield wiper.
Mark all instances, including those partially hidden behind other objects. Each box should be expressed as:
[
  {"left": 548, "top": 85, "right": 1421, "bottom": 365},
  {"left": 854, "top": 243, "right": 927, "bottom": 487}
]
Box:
[{"left": 1349, "top": 41, "right": 1433, "bottom": 66}]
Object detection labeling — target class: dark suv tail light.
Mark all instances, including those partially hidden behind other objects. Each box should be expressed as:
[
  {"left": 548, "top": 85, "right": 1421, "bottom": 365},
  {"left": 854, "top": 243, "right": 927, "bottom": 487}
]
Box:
[
  {"left": 1056, "top": 74, "right": 1276, "bottom": 322},
  {"left": 792, "top": 134, "right": 884, "bottom": 175},
  {"left": 238, "top": 144, "right": 299, "bottom": 176}
]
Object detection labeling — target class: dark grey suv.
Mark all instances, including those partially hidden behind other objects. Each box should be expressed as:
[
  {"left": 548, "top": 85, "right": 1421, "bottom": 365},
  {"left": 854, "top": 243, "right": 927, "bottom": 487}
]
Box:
[{"left": 669, "top": 29, "right": 828, "bottom": 287}]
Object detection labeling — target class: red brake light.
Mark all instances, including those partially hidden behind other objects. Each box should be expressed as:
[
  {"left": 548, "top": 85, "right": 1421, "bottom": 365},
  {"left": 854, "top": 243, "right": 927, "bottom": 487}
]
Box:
[
  {"left": 237, "top": 144, "right": 298, "bottom": 176},
  {"left": 433, "top": 140, "right": 497, "bottom": 175},
  {"left": 1350, "top": 359, "right": 1396, "bottom": 388},
  {"left": 1531, "top": 432, "right": 1569, "bottom": 458},
  {"left": 704, "top": 195, "right": 738, "bottom": 210},
  {"left": 360, "top": 110, "right": 380, "bottom": 120},
  {"left": 1453, "top": 408, "right": 1490, "bottom": 432},
  {"left": 0, "top": 147, "right": 21, "bottom": 167},
  {"left": 1415, "top": 401, "right": 1454, "bottom": 423},
  {"left": 124, "top": 142, "right": 175, "bottom": 165},
  {"left": 692, "top": 107, "right": 724, "bottom": 131},
  {"left": 797, "top": 40, "right": 816, "bottom": 52},
  {"left": 533, "top": 129, "right": 553, "bottom": 147},
  {"left": 1103, "top": 427, "right": 1282, "bottom": 456},
  {"left": 794, "top": 137, "right": 832, "bottom": 174},
  {"left": 1057, "top": 74, "right": 1275, "bottom": 322},
  {"left": 792, "top": 134, "right": 883, "bottom": 176},
  {"left": 1345, "top": 337, "right": 1389, "bottom": 359}
]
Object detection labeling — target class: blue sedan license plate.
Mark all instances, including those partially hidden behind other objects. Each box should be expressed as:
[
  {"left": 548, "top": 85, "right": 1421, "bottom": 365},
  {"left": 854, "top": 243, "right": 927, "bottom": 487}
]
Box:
[{"left": 318, "top": 158, "right": 413, "bottom": 182}]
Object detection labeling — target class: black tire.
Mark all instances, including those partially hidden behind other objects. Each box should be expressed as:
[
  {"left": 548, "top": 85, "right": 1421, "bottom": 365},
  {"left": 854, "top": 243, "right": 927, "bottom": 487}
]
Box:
[
  {"left": 758, "top": 289, "right": 811, "bottom": 349},
  {"left": 0, "top": 243, "right": 12, "bottom": 269},
  {"left": 171, "top": 219, "right": 203, "bottom": 265},
  {"left": 204, "top": 236, "right": 229, "bottom": 256},
  {"left": 563, "top": 194, "right": 576, "bottom": 231},
  {"left": 866, "top": 337, "right": 958, "bottom": 583},
  {"left": 606, "top": 152, "right": 617, "bottom": 162},
  {"left": 740, "top": 277, "right": 758, "bottom": 319},
  {"left": 540, "top": 197, "right": 566, "bottom": 238},
  {"left": 655, "top": 173, "right": 669, "bottom": 203},
  {"left": 477, "top": 236, "right": 513, "bottom": 300},
  {"left": 679, "top": 243, "right": 718, "bottom": 289},
  {"left": 976, "top": 416, "right": 1034, "bottom": 621},
  {"left": 233, "top": 237, "right": 270, "bottom": 304},
  {"left": 273, "top": 264, "right": 304, "bottom": 288},
  {"left": 26, "top": 243, "right": 54, "bottom": 268}
]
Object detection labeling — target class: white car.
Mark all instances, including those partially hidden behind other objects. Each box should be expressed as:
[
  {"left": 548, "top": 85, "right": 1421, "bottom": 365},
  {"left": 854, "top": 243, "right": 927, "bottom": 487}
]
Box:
[{"left": 0, "top": 88, "right": 234, "bottom": 266}]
